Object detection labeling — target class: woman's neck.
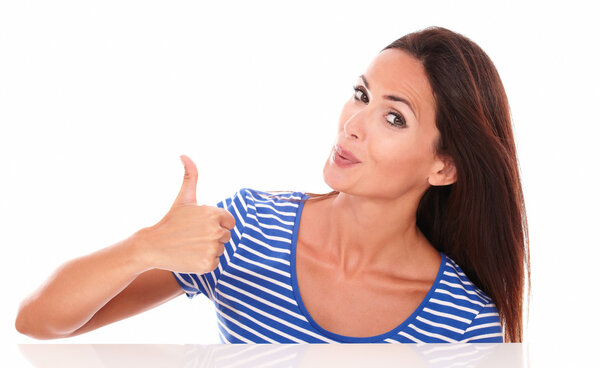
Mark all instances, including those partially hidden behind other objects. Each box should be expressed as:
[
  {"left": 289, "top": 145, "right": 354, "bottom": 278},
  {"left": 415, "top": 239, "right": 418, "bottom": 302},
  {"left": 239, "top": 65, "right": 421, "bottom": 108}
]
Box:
[{"left": 313, "top": 190, "right": 438, "bottom": 277}]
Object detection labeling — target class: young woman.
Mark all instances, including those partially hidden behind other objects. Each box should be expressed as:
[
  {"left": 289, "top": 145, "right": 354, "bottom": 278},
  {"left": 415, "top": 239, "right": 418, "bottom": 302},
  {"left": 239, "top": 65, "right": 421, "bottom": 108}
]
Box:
[{"left": 15, "top": 27, "right": 529, "bottom": 343}]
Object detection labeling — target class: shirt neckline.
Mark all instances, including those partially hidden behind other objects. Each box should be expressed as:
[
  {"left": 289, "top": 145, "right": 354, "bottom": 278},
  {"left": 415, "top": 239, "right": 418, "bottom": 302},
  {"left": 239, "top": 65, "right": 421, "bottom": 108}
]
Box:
[{"left": 289, "top": 192, "right": 446, "bottom": 343}]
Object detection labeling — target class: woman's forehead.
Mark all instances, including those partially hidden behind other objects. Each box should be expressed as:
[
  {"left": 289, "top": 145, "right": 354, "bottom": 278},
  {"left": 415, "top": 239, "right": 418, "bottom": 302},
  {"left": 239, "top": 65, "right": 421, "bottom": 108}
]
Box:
[{"left": 362, "top": 48, "right": 436, "bottom": 117}]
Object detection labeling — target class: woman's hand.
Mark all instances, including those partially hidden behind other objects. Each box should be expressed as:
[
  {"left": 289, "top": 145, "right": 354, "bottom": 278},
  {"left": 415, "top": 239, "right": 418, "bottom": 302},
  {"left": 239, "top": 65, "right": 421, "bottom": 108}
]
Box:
[{"left": 134, "top": 155, "right": 236, "bottom": 275}]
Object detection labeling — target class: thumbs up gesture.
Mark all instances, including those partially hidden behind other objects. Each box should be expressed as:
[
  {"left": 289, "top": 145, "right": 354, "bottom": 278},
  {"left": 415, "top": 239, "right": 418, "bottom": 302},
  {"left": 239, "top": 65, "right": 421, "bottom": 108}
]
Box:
[{"left": 135, "top": 155, "right": 236, "bottom": 274}]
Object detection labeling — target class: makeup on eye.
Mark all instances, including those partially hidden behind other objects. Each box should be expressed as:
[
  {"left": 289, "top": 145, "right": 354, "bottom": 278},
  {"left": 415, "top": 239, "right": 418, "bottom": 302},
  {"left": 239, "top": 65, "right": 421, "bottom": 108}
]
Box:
[
  {"left": 351, "top": 85, "right": 408, "bottom": 128},
  {"left": 358, "top": 74, "right": 418, "bottom": 119},
  {"left": 352, "top": 85, "right": 369, "bottom": 103},
  {"left": 386, "top": 111, "right": 407, "bottom": 128}
]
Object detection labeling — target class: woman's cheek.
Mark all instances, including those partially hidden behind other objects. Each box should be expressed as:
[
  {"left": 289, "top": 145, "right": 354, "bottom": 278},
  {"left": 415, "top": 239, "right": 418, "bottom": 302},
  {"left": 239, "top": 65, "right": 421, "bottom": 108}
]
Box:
[{"left": 377, "top": 140, "right": 425, "bottom": 175}]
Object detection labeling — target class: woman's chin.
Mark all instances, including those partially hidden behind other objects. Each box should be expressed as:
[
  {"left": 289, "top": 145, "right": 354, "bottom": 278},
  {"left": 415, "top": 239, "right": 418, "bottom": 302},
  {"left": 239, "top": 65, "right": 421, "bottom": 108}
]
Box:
[
  {"left": 322, "top": 171, "right": 352, "bottom": 195},
  {"left": 322, "top": 162, "right": 343, "bottom": 192}
]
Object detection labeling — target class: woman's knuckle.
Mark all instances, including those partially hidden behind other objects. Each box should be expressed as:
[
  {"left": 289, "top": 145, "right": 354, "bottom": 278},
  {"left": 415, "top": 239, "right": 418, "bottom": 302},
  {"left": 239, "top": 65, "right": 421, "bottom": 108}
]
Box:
[{"left": 208, "top": 227, "right": 221, "bottom": 239}]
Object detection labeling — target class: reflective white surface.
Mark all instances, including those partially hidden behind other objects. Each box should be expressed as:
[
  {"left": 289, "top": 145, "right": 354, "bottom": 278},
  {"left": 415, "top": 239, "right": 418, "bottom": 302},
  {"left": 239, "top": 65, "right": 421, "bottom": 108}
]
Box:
[{"left": 18, "top": 343, "right": 526, "bottom": 368}]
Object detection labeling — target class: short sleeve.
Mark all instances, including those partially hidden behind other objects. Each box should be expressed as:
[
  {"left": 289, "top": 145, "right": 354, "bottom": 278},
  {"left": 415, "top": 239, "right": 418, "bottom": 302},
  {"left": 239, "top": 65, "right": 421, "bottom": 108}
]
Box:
[
  {"left": 461, "top": 303, "right": 504, "bottom": 343},
  {"left": 171, "top": 188, "right": 249, "bottom": 300}
]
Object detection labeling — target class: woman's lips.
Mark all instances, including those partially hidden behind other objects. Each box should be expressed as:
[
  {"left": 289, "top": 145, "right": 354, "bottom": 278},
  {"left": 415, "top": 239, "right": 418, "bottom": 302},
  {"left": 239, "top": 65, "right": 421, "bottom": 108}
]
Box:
[
  {"left": 332, "top": 145, "right": 361, "bottom": 168},
  {"left": 335, "top": 145, "right": 361, "bottom": 163}
]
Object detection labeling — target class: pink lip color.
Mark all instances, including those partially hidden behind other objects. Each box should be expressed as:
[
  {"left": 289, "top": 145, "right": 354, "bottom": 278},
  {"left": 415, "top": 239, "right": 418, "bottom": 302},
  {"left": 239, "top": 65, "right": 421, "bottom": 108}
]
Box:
[
  {"left": 332, "top": 150, "right": 360, "bottom": 168},
  {"left": 334, "top": 145, "right": 361, "bottom": 162}
]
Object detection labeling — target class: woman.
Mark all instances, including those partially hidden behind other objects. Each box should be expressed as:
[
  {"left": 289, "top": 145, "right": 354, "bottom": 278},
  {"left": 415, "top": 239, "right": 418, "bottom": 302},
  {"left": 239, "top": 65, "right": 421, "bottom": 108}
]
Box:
[{"left": 15, "top": 27, "right": 529, "bottom": 343}]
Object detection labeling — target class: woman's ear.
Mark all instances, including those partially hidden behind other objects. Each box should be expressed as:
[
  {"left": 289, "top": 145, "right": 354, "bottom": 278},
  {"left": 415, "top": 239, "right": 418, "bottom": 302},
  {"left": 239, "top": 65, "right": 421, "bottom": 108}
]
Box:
[{"left": 428, "top": 155, "right": 457, "bottom": 186}]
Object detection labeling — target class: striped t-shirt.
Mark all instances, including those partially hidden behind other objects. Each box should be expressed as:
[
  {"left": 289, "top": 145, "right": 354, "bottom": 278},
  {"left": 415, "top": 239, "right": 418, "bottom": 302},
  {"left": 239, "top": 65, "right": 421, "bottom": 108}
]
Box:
[{"left": 172, "top": 188, "right": 504, "bottom": 343}]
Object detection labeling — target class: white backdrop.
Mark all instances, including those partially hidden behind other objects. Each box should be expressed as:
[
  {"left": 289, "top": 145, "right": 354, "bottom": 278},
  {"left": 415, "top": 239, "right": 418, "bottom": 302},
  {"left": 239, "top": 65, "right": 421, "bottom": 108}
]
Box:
[{"left": 2, "top": 0, "right": 598, "bottom": 365}]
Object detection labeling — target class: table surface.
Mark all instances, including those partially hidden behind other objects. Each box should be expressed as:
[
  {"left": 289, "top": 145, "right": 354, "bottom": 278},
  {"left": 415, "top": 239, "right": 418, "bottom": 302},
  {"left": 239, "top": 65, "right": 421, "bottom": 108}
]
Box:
[{"left": 15, "top": 343, "right": 527, "bottom": 368}]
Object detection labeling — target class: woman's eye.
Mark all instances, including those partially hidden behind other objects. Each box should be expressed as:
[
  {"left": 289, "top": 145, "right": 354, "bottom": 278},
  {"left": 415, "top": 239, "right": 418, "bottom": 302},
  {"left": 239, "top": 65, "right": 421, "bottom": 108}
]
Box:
[
  {"left": 352, "top": 86, "right": 369, "bottom": 103},
  {"left": 386, "top": 112, "right": 407, "bottom": 127}
]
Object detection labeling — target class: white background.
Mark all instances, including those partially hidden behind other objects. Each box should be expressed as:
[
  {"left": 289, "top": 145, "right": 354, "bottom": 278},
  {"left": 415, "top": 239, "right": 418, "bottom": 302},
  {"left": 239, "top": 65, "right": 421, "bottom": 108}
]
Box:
[{"left": 2, "top": 0, "right": 598, "bottom": 366}]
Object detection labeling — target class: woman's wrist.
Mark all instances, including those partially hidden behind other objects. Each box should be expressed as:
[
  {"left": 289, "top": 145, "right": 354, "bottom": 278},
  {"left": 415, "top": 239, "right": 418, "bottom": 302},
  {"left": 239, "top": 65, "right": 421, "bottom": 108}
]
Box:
[{"left": 123, "top": 228, "right": 157, "bottom": 275}]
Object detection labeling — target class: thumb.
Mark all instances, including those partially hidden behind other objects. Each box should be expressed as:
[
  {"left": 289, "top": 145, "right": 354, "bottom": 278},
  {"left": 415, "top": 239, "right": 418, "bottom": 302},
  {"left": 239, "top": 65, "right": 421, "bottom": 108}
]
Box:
[{"left": 173, "top": 154, "right": 198, "bottom": 207}]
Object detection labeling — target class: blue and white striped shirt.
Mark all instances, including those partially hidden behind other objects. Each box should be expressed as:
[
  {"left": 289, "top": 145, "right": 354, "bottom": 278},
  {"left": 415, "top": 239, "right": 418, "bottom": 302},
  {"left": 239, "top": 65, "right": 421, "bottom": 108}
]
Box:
[{"left": 173, "top": 188, "right": 503, "bottom": 343}]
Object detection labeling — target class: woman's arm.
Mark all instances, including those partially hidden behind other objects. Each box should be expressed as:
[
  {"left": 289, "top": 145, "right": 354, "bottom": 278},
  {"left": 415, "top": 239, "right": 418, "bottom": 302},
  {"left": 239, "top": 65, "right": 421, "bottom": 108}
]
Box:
[
  {"left": 14, "top": 231, "right": 180, "bottom": 339},
  {"left": 15, "top": 155, "right": 235, "bottom": 339}
]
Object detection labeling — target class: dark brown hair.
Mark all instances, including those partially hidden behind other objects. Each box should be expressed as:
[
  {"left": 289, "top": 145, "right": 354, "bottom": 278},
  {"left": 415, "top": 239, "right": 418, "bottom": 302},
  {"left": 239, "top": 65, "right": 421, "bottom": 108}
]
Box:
[{"left": 265, "top": 26, "right": 529, "bottom": 342}]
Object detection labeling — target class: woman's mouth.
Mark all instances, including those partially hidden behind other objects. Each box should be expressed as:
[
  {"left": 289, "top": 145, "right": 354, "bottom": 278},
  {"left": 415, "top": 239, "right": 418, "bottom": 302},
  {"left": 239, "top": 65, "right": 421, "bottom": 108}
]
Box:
[
  {"left": 334, "top": 145, "right": 361, "bottom": 163},
  {"left": 332, "top": 145, "right": 361, "bottom": 168}
]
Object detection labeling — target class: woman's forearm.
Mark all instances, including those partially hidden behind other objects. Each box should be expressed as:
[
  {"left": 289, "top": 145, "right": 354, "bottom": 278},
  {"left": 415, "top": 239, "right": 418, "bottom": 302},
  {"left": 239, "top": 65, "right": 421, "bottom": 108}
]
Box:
[{"left": 15, "top": 232, "right": 150, "bottom": 339}]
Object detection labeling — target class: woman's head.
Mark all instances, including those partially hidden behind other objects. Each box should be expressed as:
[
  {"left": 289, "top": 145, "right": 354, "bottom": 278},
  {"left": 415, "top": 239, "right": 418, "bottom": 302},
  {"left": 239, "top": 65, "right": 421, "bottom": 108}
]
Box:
[
  {"left": 322, "top": 26, "right": 529, "bottom": 342},
  {"left": 322, "top": 48, "right": 457, "bottom": 202}
]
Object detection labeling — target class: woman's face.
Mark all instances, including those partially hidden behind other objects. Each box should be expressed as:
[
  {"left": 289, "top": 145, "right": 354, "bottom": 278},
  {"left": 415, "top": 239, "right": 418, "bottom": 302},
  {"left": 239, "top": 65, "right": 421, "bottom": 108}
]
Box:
[{"left": 323, "top": 48, "right": 448, "bottom": 200}]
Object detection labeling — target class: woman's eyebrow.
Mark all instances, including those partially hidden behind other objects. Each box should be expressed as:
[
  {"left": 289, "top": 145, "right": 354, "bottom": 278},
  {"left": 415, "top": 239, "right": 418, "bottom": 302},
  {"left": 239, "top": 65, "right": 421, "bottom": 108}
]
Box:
[
  {"left": 359, "top": 74, "right": 417, "bottom": 118},
  {"left": 359, "top": 74, "right": 370, "bottom": 89}
]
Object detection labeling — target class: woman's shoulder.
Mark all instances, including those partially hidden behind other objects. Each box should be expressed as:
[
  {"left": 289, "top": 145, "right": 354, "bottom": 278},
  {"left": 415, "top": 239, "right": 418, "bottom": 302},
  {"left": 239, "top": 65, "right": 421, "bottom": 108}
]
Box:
[
  {"left": 236, "top": 187, "right": 307, "bottom": 205},
  {"left": 438, "top": 254, "right": 494, "bottom": 307},
  {"left": 229, "top": 188, "right": 306, "bottom": 227},
  {"left": 430, "top": 254, "right": 504, "bottom": 342}
]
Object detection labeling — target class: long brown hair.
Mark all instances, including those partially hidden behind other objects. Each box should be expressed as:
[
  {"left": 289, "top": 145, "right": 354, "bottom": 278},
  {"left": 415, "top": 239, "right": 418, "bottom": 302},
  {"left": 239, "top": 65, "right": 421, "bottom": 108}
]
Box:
[{"left": 265, "top": 27, "right": 529, "bottom": 342}]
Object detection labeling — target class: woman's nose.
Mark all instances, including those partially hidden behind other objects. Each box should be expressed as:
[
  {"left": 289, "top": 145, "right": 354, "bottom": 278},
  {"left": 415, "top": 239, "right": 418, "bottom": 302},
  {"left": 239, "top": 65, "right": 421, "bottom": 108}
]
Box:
[{"left": 343, "top": 109, "right": 366, "bottom": 140}]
